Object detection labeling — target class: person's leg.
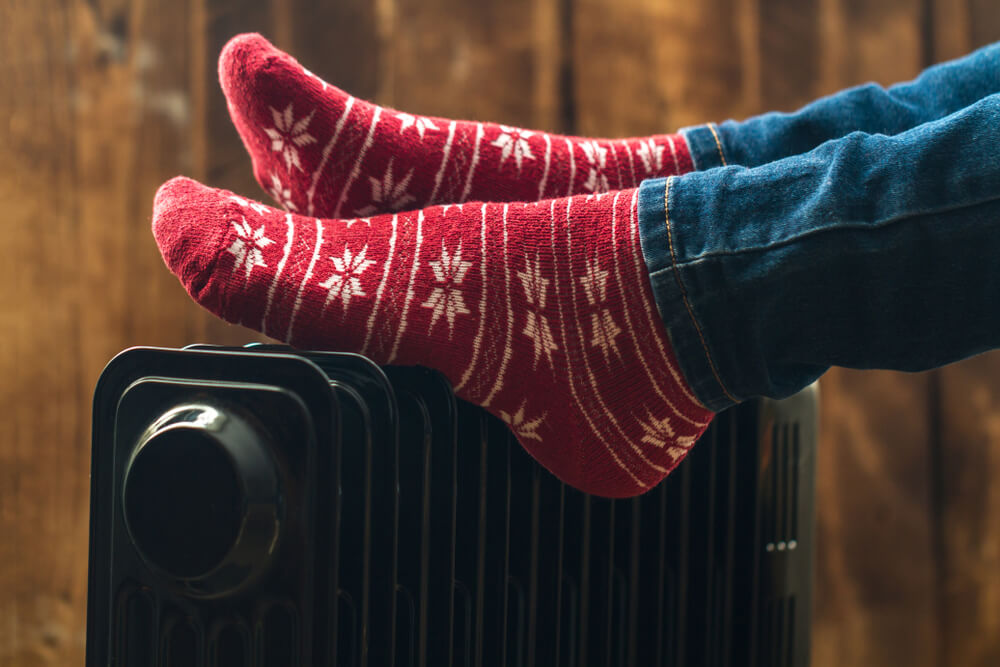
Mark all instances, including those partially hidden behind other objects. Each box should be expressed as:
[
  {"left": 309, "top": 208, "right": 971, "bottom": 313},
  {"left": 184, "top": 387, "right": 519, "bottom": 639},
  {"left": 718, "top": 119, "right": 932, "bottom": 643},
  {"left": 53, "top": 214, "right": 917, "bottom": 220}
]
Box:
[
  {"left": 641, "top": 91, "right": 1000, "bottom": 412},
  {"left": 682, "top": 41, "right": 1000, "bottom": 171}
]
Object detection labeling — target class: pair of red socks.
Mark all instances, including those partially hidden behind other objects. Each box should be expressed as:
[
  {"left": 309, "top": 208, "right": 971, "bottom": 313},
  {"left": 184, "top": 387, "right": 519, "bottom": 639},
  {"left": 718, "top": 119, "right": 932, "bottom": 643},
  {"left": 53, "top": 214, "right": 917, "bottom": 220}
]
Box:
[{"left": 153, "top": 33, "right": 714, "bottom": 498}]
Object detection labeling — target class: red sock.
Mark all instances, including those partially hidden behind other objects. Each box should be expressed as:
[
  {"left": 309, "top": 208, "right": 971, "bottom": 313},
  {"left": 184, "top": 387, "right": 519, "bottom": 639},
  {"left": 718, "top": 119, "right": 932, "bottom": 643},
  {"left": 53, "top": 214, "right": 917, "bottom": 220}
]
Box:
[
  {"left": 219, "top": 33, "right": 695, "bottom": 218},
  {"left": 153, "top": 177, "right": 714, "bottom": 498}
]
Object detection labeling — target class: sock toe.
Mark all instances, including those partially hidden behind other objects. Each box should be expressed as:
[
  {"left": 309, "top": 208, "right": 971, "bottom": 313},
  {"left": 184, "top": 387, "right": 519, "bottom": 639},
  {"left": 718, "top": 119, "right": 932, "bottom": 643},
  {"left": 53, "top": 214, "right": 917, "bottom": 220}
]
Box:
[
  {"left": 217, "top": 33, "right": 283, "bottom": 103},
  {"left": 217, "top": 32, "right": 339, "bottom": 213},
  {"left": 152, "top": 176, "right": 242, "bottom": 302}
]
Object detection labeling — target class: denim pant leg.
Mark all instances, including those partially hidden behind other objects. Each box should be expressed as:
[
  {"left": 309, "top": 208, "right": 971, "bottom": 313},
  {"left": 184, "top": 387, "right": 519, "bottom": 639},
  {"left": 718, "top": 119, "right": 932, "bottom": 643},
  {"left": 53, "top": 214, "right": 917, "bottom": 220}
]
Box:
[
  {"left": 682, "top": 41, "right": 1000, "bottom": 170},
  {"left": 638, "top": 92, "right": 1000, "bottom": 412}
]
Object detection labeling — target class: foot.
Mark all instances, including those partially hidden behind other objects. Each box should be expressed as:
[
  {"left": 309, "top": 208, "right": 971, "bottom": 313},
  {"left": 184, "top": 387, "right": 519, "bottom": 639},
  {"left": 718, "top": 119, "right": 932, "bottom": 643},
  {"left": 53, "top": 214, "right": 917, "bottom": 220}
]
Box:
[
  {"left": 153, "top": 177, "right": 714, "bottom": 497},
  {"left": 219, "top": 33, "right": 695, "bottom": 218}
]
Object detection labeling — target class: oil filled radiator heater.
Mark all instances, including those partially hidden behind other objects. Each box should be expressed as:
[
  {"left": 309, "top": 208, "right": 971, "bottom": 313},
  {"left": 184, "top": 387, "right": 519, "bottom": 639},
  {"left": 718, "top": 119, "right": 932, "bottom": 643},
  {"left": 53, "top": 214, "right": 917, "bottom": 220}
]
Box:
[{"left": 85, "top": 344, "right": 818, "bottom": 667}]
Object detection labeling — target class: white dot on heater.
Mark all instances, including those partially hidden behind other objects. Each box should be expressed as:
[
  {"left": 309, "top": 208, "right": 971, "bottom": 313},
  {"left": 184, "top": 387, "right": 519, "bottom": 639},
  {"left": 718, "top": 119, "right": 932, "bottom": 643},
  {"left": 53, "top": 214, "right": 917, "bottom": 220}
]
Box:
[
  {"left": 765, "top": 542, "right": 775, "bottom": 552},
  {"left": 788, "top": 540, "right": 798, "bottom": 550}
]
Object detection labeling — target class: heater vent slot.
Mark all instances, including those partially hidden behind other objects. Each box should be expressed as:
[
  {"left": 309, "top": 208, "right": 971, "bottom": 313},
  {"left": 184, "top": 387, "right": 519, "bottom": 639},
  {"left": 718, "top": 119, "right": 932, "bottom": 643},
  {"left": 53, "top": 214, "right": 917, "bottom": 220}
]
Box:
[
  {"left": 260, "top": 601, "right": 300, "bottom": 666},
  {"left": 758, "top": 596, "right": 797, "bottom": 667},
  {"left": 765, "top": 421, "right": 803, "bottom": 553},
  {"left": 208, "top": 620, "right": 250, "bottom": 667},
  {"left": 115, "top": 586, "right": 155, "bottom": 667},
  {"left": 161, "top": 613, "right": 200, "bottom": 667}
]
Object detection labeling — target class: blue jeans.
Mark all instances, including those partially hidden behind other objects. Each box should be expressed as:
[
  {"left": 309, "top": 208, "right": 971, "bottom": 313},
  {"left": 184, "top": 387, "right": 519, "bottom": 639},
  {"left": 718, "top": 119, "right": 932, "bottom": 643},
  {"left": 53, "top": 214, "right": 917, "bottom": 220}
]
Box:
[{"left": 638, "top": 43, "right": 1000, "bottom": 412}]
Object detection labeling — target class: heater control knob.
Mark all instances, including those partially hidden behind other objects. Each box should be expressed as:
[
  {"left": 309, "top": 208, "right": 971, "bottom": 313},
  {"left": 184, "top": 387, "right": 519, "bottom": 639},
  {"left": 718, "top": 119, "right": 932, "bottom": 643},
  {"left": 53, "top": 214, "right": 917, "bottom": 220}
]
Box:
[{"left": 121, "top": 403, "right": 282, "bottom": 598}]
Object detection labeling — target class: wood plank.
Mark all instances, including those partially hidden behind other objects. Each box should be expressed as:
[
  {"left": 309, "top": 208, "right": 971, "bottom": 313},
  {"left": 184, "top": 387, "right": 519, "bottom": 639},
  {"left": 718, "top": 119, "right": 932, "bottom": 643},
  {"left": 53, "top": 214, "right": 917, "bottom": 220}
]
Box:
[
  {"left": 572, "top": 0, "right": 749, "bottom": 137},
  {"left": 936, "top": 356, "right": 1000, "bottom": 667},
  {"left": 928, "top": 0, "right": 972, "bottom": 63},
  {"left": 283, "top": 0, "right": 384, "bottom": 105},
  {"left": 929, "top": 7, "right": 1000, "bottom": 667},
  {"left": 968, "top": 0, "right": 1000, "bottom": 54},
  {"left": 0, "top": 4, "right": 83, "bottom": 663},
  {"left": 811, "top": 369, "right": 939, "bottom": 667},
  {"left": 198, "top": 0, "right": 272, "bottom": 198},
  {"left": 0, "top": 0, "right": 217, "bottom": 663},
  {"left": 758, "top": 0, "right": 823, "bottom": 112},
  {"left": 815, "top": 0, "right": 926, "bottom": 96},
  {"left": 389, "top": 0, "right": 562, "bottom": 130}
]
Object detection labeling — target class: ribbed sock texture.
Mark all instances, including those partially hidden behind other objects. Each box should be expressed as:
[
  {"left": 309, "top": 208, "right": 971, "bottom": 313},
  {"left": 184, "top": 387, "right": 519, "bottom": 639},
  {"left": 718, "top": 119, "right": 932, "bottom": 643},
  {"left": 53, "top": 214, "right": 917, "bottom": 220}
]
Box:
[{"left": 153, "top": 177, "right": 714, "bottom": 497}]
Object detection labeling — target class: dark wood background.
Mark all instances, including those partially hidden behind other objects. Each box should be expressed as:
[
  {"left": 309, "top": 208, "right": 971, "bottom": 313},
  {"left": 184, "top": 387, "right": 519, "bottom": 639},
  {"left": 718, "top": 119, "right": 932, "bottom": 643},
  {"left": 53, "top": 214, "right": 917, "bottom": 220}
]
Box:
[{"left": 3, "top": 0, "right": 1000, "bottom": 665}]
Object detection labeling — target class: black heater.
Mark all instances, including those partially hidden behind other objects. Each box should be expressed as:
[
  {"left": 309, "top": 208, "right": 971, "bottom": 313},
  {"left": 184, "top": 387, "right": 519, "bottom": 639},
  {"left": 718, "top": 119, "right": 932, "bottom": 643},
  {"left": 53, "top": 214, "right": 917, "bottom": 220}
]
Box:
[{"left": 85, "top": 344, "right": 818, "bottom": 667}]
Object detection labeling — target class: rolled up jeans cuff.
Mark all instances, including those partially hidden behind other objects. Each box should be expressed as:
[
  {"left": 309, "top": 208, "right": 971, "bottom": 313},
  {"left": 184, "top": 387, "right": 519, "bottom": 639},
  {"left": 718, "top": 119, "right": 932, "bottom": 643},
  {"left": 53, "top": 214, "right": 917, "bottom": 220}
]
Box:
[
  {"left": 679, "top": 124, "right": 729, "bottom": 171},
  {"left": 637, "top": 177, "right": 741, "bottom": 412}
]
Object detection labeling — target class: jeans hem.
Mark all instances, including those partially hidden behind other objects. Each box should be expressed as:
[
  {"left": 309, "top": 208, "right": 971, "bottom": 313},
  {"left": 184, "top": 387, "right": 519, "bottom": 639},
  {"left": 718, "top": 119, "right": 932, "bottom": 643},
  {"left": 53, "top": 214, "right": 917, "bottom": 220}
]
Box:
[
  {"left": 679, "top": 123, "right": 729, "bottom": 171},
  {"left": 637, "top": 177, "right": 739, "bottom": 412}
]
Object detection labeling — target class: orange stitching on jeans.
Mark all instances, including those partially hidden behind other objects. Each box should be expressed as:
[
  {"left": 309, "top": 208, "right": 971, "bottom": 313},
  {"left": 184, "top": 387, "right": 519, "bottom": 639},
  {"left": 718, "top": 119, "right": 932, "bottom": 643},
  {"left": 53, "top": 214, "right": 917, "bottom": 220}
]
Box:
[
  {"left": 708, "top": 123, "right": 728, "bottom": 166},
  {"left": 664, "top": 177, "right": 739, "bottom": 404}
]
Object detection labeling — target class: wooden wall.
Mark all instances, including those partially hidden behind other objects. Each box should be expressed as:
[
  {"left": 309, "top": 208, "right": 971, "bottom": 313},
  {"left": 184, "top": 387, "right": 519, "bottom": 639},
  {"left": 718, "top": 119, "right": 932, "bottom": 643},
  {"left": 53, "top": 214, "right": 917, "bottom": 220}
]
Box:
[{"left": 2, "top": 0, "right": 999, "bottom": 664}]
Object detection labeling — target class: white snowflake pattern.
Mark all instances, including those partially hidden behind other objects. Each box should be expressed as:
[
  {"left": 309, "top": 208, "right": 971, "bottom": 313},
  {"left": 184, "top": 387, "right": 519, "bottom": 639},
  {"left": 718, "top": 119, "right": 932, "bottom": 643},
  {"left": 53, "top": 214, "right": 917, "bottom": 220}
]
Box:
[
  {"left": 249, "top": 201, "right": 270, "bottom": 216},
  {"left": 267, "top": 173, "right": 298, "bottom": 211},
  {"left": 580, "top": 255, "right": 610, "bottom": 306},
  {"left": 491, "top": 125, "right": 535, "bottom": 172},
  {"left": 230, "top": 191, "right": 269, "bottom": 216},
  {"left": 636, "top": 138, "right": 665, "bottom": 174},
  {"left": 420, "top": 239, "right": 473, "bottom": 336},
  {"left": 499, "top": 402, "right": 546, "bottom": 442},
  {"left": 396, "top": 112, "right": 439, "bottom": 140},
  {"left": 589, "top": 310, "right": 622, "bottom": 362},
  {"left": 227, "top": 216, "right": 274, "bottom": 279},
  {"left": 318, "top": 245, "right": 376, "bottom": 309},
  {"left": 356, "top": 158, "right": 416, "bottom": 216},
  {"left": 638, "top": 410, "right": 697, "bottom": 458},
  {"left": 517, "top": 254, "right": 558, "bottom": 368},
  {"left": 580, "top": 256, "right": 621, "bottom": 362},
  {"left": 264, "top": 103, "right": 317, "bottom": 171},
  {"left": 580, "top": 141, "right": 610, "bottom": 193}
]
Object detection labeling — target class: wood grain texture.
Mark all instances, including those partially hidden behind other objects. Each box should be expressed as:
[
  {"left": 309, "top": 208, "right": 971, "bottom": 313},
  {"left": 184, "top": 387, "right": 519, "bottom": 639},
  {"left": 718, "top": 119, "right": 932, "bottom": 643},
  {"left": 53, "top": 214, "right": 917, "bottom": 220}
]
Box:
[
  {"left": 390, "top": 0, "right": 561, "bottom": 130},
  {"left": 573, "top": 0, "right": 749, "bottom": 137},
  {"left": 930, "top": 7, "right": 1000, "bottom": 664},
  {"left": 921, "top": 4, "right": 1000, "bottom": 664},
  {"left": 936, "top": 357, "right": 1000, "bottom": 666},
  {"left": 0, "top": 0, "right": 211, "bottom": 664},
  {"left": 0, "top": 4, "right": 84, "bottom": 664},
  {"left": 2, "top": 1, "right": 1000, "bottom": 665},
  {"left": 811, "top": 370, "right": 939, "bottom": 667}
]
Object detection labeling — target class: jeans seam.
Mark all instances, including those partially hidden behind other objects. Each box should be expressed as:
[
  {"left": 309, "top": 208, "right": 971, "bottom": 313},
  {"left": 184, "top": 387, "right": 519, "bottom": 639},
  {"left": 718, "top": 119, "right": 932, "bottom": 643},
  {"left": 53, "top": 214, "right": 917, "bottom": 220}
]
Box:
[
  {"left": 664, "top": 177, "right": 739, "bottom": 404},
  {"left": 708, "top": 123, "right": 729, "bottom": 166}
]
